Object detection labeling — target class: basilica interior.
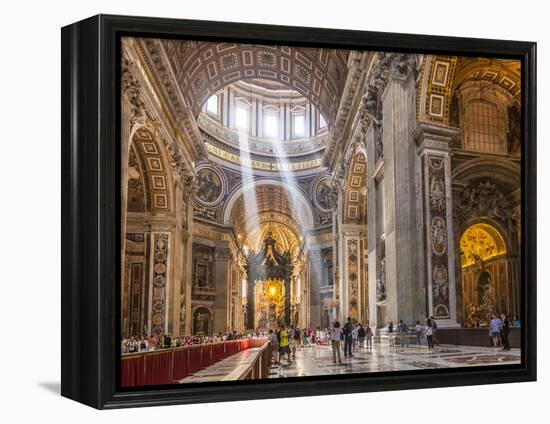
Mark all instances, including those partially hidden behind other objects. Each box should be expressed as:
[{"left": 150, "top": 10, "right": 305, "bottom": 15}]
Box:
[{"left": 120, "top": 37, "right": 521, "bottom": 341}]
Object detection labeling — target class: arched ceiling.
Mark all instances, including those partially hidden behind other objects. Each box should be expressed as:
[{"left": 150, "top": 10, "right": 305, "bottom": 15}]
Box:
[
  {"left": 228, "top": 184, "right": 307, "bottom": 256},
  {"left": 158, "top": 40, "right": 351, "bottom": 127},
  {"left": 417, "top": 56, "right": 521, "bottom": 125},
  {"left": 452, "top": 57, "right": 521, "bottom": 101}
]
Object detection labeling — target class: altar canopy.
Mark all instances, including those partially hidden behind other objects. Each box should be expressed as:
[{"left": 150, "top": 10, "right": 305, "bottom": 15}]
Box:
[{"left": 245, "top": 232, "right": 293, "bottom": 329}]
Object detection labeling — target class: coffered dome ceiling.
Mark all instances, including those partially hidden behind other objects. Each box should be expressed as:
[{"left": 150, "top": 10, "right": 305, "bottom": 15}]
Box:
[
  {"left": 132, "top": 38, "right": 355, "bottom": 173},
  {"left": 160, "top": 40, "right": 351, "bottom": 126}
]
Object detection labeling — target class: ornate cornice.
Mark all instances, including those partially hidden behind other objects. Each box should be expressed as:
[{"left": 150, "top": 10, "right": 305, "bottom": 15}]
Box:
[
  {"left": 133, "top": 38, "right": 207, "bottom": 162},
  {"left": 324, "top": 51, "right": 372, "bottom": 169}
]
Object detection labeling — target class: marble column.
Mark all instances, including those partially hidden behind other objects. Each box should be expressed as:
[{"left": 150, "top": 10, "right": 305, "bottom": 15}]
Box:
[
  {"left": 373, "top": 53, "right": 425, "bottom": 326},
  {"left": 214, "top": 247, "right": 231, "bottom": 333},
  {"left": 414, "top": 123, "right": 461, "bottom": 327},
  {"left": 308, "top": 248, "right": 323, "bottom": 329}
]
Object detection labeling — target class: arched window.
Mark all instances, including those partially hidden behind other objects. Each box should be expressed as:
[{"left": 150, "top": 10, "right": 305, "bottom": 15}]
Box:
[
  {"left": 235, "top": 104, "right": 250, "bottom": 131},
  {"left": 456, "top": 81, "right": 511, "bottom": 154},
  {"left": 463, "top": 99, "right": 507, "bottom": 153},
  {"left": 291, "top": 105, "right": 306, "bottom": 138},
  {"left": 206, "top": 94, "right": 219, "bottom": 115},
  {"left": 263, "top": 105, "right": 280, "bottom": 139}
]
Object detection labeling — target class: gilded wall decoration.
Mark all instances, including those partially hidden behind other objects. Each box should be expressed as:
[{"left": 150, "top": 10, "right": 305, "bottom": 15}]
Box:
[
  {"left": 417, "top": 56, "right": 457, "bottom": 124},
  {"left": 132, "top": 128, "right": 173, "bottom": 213},
  {"left": 151, "top": 233, "right": 169, "bottom": 336},
  {"left": 460, "top": 223, "right": 506, "bottom": 267}
]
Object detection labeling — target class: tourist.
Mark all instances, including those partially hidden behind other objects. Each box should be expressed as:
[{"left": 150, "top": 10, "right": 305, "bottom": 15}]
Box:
[
  {"left": 425, "top": 319, "right": 434, "bottom": 349},
  {"left": 302, "top": 328, "right": 309, "bottom": 347},
  {"left": 513, "top": 316, "right": 521, "bottom": 327},
  {"left": 430, "top": 316, "right": 439, "bottom": 346},
  {"left": 489, "top": 314, "right": 502, "bottom": 347},
  {"left": 343, "top": 317, "right": 354, "bottom": 357},
  {"left": 147, "top": 335, "right": 157, "bottom": 350},
  {"left": 128, "top": 336, "right": 139, "bottom": 353},
  {"left": 388, "top": 321, "right": 395, "bottom": 348},
  {"left": 330, "top": 321, "right": 343, "bottom": 364},
  {"left": 289, "top": 327, "right": 297, "bottom": 358},
  {"left": 352, "top": 324, "right": 359, "bottom": 349},
  {"left": 139, "top": 335, "right": 149, "bottom": 352},
  {"left": 269, "top": 329, "right": 279, "bottom": 364},
  {"left": 357, "top": 324, "right": 366, "bottom": 349},
  {"left": 398, "top": 320, "right": 409, "bottom": 348},
  {"left": 279, "top": 325, "right": 292, "bottom": 364},
  {"left": 294, "top": 327, "right": 301, "bottom": 348},
  {"left": 500, "top": 314, "right": 511, "bottom": 351},
  {"left": 365, "top": 323, "right": 373, "bottom": 349},
  {"left": 415, "top": 321, "right": 423, "bottom": 345}
]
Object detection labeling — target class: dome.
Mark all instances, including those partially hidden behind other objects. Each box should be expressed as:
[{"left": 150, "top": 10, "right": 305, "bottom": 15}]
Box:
[{"left": 197, "top": 80, "right": 329, "bottom": 171}]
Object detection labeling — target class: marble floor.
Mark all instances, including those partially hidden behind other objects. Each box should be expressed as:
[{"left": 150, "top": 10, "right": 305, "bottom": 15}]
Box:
[
  {"left": 175, "top": 341, "right": 520, "bottom": 383},
  {"left": 270, "top": 342, "right": 521, "bottom": 378}
]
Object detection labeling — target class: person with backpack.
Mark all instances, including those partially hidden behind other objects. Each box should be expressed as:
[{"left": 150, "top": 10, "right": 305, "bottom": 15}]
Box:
[
  {"left": 398, "top": 320, "right": 409, "bottom": 348},
  {"left": 343, "top": 317, "right": 354, "bottom": 357}
]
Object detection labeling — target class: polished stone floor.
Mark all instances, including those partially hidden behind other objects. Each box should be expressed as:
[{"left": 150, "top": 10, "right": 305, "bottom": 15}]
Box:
[
  {"left": 270, "top": 342, "right": 521, "bottom": 378},
  {"left": 176, "top": 340, "right": 520, "bottom": 383}
]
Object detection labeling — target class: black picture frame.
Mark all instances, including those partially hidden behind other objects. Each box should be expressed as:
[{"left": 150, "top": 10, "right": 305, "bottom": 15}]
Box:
[{"left": 61, "top": 14, "right": 537, "bottom": 409}]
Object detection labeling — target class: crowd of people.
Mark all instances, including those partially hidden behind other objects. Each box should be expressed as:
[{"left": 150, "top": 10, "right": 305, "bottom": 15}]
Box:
[
  {"left": 267, "top": 319, "right": 376, "bottom": 365},
  {"left": 123, "top": 313, "right": 516, "bottom": 356},
  {"left": 121, "top": 331, "right": 257, "bottom": 354}
]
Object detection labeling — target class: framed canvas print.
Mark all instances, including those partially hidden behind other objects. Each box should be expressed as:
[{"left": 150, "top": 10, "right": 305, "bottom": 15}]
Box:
[{"left": 61, "top": 14, "right": 537, "bottom": 409}]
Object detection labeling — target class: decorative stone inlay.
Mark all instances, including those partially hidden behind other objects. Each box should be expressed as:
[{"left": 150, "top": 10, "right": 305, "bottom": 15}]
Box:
[
  {"left": 426, "top": 154, "right": 450, "bottom": 319},
  {"left": 151, "top": 233, "right": 169, "bottom": 336}
]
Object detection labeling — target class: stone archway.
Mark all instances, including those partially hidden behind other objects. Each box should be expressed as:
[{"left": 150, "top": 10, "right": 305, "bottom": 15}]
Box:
[
  {"left": 121, "top": 126, "right": 176, "bottom": 338},
  {"left": 460, "top": 222, "right": 513, "bottom": 326}
]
